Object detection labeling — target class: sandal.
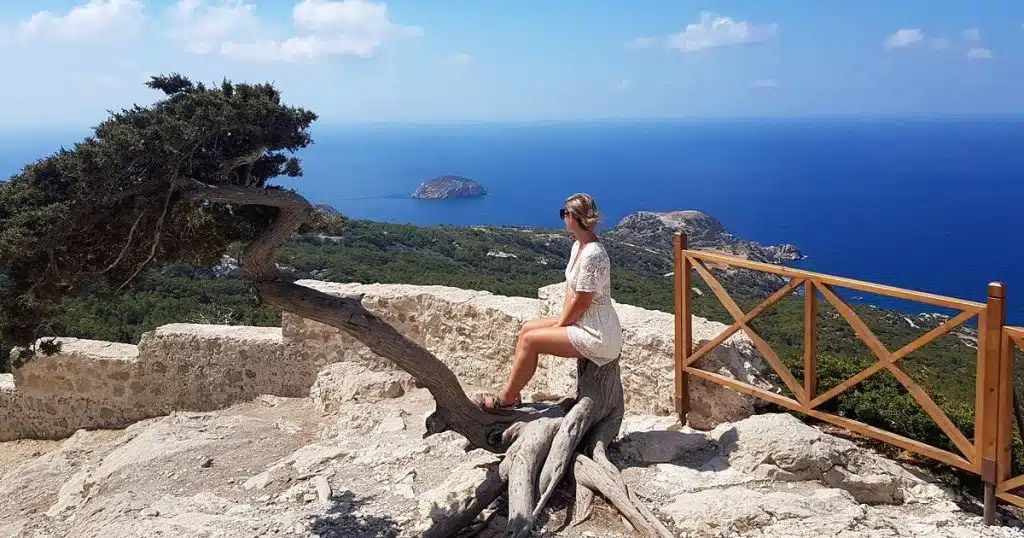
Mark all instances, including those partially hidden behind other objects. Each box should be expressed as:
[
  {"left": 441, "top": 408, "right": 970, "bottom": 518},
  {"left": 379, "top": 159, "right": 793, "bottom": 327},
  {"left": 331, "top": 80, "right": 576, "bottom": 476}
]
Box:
[{"left": 469, "top": 392, "right": 522, "bottom": 412}]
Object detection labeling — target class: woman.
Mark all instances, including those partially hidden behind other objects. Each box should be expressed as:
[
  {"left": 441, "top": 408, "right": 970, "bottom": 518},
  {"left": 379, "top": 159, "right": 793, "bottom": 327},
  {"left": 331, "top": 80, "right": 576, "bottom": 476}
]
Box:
[{"left": 472, "top": 193, "right": 623, "bottom": 411}]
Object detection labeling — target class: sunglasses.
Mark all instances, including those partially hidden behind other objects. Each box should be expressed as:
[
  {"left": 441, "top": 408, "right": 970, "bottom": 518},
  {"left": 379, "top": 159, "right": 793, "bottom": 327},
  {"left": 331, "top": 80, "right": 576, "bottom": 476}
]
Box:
[{"left": 559, "top": 208, "right": 588, "bottom": 229}]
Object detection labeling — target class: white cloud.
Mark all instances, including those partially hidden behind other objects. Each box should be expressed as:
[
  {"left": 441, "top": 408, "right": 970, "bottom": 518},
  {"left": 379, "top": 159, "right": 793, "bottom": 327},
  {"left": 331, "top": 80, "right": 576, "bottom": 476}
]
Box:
[
  {"left": 963, "top": 27, "right": 981, "bottom": 41},
  {"left": 167, "top": 0, "right": 260, "bottom": 55},
  {"left": 929, "top": 37, "right": 949, "bottom": 50},
  {"left": 967, "top": 47, "right": 992, "bottom": 60},
  {"left": 449, "top": 52, "right": 471, "bottom": 66},
  {"left": 751, "top": 78, "right": 777, "bottom": 88},
  {"left": 169, "top": 0, "right": 422, "bottom": 61},
  {"left": 885, "top": 28, "right": 923, "bottom": 48},
  {"left": 666, "top": 12, "right": 777, "bottom": 52},
  {"left": 18, "top": 0, "right": 143, "bottom": 40},
  {"left": 625, "top": 36, "right": 654, "bottom": 51}
]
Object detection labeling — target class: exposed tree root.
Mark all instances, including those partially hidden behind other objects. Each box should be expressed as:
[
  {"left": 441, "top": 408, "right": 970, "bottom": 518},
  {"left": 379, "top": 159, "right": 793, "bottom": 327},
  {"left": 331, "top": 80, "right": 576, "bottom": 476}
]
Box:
[
  {"left": 574, "top": 454, "right": 673, "bottom": 538},
  {"left": 506, "top": 418, "right": 563, "bottom": 537},
  {"left": 568, "top": 467, "right": 596, "bottom": 528},
  {"left": 427, "top": 359, "right": 672, "bottom": 537}
]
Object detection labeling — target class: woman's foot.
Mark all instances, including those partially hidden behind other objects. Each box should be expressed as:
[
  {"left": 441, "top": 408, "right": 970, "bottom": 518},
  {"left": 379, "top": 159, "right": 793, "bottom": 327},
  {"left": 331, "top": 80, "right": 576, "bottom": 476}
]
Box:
[{"left": 469, "top": 391, "right": 522, "bottom": 411}]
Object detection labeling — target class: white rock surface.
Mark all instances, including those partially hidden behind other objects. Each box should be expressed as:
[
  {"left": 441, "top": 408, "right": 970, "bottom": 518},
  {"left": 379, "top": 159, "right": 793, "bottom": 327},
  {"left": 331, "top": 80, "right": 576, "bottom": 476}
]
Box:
[
  {"left": 417, "top": 449, "right": 500, "bottom": 524},
  {"left": 309, "top": 361, "right": 417, "bottom": 412},
  {"left": 2, "top": 366, "right": 1020, "bottom": 538}
]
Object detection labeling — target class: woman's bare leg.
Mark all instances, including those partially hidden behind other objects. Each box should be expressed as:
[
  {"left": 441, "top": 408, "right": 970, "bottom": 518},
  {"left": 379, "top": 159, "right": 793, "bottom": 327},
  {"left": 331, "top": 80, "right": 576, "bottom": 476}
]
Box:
[
  {"left": 499, "top": 326, "right": 581, "bottom": 405},
  {"left": 517, "top": 316, "right": 560, "bottom": 338}
]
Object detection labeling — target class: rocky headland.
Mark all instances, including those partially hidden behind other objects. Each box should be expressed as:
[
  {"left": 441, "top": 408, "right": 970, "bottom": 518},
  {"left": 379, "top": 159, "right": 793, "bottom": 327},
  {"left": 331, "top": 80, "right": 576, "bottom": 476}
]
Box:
[
  {"left": 601, "top": 209, "right": 803, "bottom": 298},
  {"left": 606, "top": 210, "right": 802, "bottom": 265}
]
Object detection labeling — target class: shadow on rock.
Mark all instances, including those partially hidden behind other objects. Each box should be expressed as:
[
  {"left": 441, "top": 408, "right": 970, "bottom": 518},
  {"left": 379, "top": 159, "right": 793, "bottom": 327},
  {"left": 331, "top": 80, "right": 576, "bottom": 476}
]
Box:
[
  {"left": 612, "top": 426, "right": 738, "bottom": 471},
  {"left": 307, "top": 490, "right": 400, "bottom": 538}
]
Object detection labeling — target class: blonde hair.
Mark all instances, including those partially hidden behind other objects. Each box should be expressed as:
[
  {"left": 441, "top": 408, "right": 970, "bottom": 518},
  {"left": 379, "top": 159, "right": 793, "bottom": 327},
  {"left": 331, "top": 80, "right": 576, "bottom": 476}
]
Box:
[{"left": 564, "top": 193, "right": 600, "bottom": 230}]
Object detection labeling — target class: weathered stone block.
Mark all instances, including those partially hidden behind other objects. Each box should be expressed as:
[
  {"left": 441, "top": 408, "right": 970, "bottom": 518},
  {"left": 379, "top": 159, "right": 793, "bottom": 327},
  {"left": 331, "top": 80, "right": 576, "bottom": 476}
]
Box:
[
  {"left": 12, "top": 339, "right": 139, "bottom": 399},
  {"left": 136, "top": 324, "right": 304, "bottom": 410},
  {"left": 3, "top": 324, "right": 301, "bottom": 441}
]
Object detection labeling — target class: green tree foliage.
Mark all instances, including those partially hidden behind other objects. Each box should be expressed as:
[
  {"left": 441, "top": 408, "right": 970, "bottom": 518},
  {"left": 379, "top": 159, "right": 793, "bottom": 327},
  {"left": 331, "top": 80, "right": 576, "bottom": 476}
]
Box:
[{"left": 0, "top": 74, "right": 331, "bottom": 360}]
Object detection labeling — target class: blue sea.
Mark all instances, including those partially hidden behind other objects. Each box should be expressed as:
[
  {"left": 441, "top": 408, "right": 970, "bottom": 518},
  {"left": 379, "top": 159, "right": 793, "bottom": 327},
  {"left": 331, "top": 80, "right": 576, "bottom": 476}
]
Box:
[{"left": 2, "top": 119, "right": 1022, "bottom": 322}]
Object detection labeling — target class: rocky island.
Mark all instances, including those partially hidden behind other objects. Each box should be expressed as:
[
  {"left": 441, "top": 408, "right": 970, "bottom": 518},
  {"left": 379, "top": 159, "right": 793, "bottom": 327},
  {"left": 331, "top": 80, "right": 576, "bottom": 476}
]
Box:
[{"left": 411, "top": 175, "right": 486, "bottom": 199}]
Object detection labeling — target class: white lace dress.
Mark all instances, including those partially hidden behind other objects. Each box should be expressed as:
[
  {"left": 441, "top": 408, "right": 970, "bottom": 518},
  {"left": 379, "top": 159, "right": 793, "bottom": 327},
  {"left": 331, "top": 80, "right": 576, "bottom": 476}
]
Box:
[{"left": 564, "top": 241, "right": 623, "bottom": 365}]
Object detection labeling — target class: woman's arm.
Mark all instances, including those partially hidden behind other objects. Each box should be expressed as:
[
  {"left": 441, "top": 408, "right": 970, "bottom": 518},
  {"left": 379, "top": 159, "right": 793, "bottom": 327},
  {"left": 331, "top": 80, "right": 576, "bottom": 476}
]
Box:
[
  {"left": 558, "top": 246, "right": 603, "bottom": 327},
  {"left": 557, "top": 290, "right": 594, "bottom": 327}
]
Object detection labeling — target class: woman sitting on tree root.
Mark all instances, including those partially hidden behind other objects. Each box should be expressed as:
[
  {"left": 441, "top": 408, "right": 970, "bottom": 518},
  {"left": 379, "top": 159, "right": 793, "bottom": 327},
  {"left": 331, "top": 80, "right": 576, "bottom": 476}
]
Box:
[{"left": 472, "top": 193, "right": 623, "bottom": 411}]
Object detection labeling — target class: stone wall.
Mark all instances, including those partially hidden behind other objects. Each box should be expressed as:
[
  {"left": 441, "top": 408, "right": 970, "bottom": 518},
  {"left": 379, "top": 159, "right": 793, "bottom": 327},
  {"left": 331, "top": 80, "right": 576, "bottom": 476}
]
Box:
[
  {"left": 1, "top": 325, "right": 303, "bottom": 441},
  {"left": 1, "top": 280, "right": 774, "bottom": 441},
  {"left": 281, "top": 281, "right": 561, "bottom": 398}
]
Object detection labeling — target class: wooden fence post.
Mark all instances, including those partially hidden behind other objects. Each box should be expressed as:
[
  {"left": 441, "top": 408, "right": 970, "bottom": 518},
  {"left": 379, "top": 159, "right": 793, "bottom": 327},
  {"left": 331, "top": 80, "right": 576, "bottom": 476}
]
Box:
[
  {"left": 804, "top": 280, "right": 818, "bottom": 405},
  {"left": 979, "top": 282, "right": 1007, "bottom": 524},
  {"left": 673, "top": 233, "right": 691, "bottom": 423}
]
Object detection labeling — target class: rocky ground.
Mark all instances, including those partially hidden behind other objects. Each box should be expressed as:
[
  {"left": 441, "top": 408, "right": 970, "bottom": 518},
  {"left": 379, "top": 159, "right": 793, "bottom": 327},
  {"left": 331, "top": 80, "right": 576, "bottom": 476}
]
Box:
[{"left": 2, "top": 363, "right": 1023, "bottom": 538}]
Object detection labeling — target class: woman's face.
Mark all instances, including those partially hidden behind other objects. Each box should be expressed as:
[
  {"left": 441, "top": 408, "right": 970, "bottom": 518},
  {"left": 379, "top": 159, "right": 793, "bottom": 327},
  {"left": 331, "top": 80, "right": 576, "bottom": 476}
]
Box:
[{"left": 561, "top": 207, "right": 582, "bottom": 234}]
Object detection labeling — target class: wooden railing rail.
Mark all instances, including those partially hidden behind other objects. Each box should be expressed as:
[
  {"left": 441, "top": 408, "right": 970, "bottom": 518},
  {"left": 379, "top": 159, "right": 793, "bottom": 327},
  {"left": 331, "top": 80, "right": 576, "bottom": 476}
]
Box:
[{"left": 672, "top": 232, "right": 1016, "bottom": 525}]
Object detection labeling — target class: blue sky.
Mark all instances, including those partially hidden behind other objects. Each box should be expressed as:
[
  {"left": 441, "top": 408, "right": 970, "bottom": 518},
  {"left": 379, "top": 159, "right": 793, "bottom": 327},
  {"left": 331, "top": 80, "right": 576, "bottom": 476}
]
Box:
[{"left": 0, "top": 1, "right": 1022, "bottom": 127}]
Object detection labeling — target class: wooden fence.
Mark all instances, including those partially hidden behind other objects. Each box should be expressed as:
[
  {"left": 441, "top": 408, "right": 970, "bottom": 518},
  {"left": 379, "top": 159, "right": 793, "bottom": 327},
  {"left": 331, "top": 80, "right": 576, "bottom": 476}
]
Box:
[{"left": 671, "top": 232, "right": 1021, "bottom": 525}]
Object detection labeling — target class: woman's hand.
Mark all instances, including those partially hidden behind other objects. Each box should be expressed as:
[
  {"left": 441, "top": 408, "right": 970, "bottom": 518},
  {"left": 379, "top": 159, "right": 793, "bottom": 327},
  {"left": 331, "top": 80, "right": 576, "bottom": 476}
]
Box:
[{"left": 557, "top": 290, "right": 594, "bottom": 327}]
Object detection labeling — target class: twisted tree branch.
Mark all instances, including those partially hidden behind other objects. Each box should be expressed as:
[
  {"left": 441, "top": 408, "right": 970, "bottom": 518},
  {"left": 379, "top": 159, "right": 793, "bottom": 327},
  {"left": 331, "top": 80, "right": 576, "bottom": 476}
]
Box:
[
  {"left": 100, "top": 211, "right": 145, "bottom": 275},
  {"left": 184, "top": 179, "right": 545, "bottom": 450},
  {"left": 117, "top": 173, "right": 179, "bottom": 291}
]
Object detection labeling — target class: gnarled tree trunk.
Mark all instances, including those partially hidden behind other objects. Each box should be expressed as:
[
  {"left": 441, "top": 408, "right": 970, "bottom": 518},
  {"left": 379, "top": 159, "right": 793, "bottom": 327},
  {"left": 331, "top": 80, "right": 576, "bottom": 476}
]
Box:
[{"left": 187, "top": 179, "right": 672, "bottom": 536}]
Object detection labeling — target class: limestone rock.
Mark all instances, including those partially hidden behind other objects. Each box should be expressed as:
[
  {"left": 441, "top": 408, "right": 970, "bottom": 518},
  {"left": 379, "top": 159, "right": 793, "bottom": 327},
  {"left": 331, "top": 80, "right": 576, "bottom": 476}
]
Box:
[
  {"left": 709, "top": 414, "right": 947, "bottom": 505},
  {"left": 280, "top": 441, "right": 348, "bottom": 474},
  {"left": 45, "top": 470, "right": 91, "bottom": 517},
  {"left": 309, "top": 362, "right": 416, "bottom": 413},
  {"left": 3, "top": 393, "right": 1022, "bottom": 538},
  {"left": 663, "top": 486, "right": 866, "bottom": 537},
  {"left": 322, "top": 403, "right": 403, "bottom": 437},
  {"left": 417, "top": 449, "right": 500, "bottom": 525}
]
